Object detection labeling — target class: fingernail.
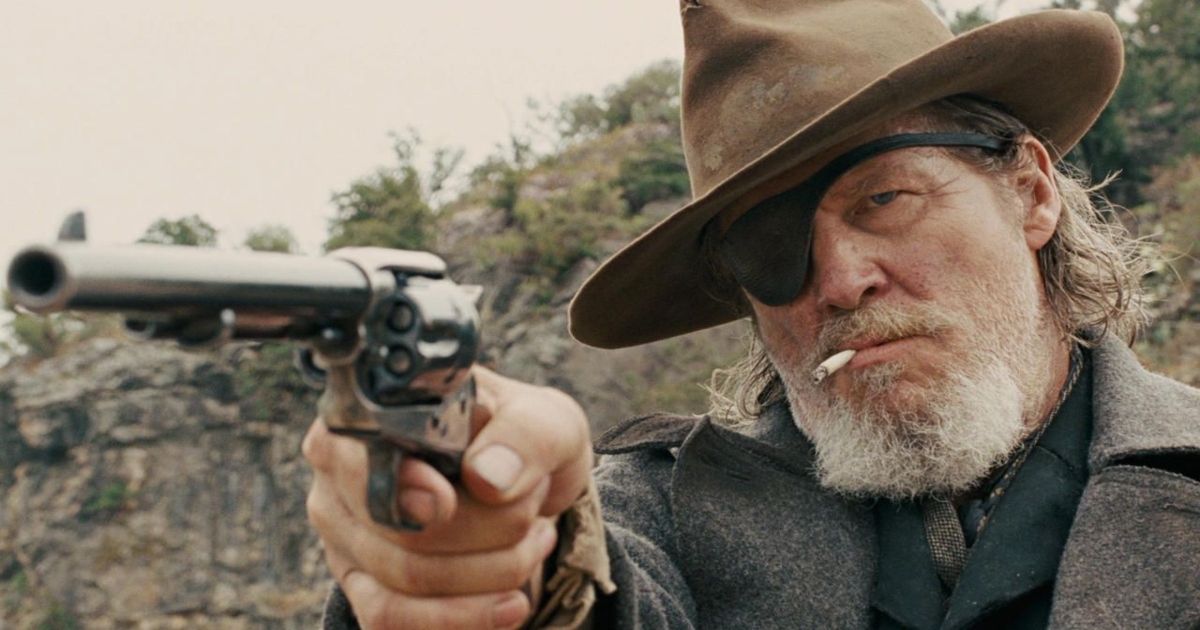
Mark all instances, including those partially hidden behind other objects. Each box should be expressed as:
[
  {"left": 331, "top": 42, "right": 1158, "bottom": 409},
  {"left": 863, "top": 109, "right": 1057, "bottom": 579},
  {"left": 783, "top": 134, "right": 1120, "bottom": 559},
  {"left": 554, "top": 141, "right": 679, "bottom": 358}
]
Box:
[
  {"left": 472, "top": 444, "right": 523, "bottom": 492},
  {"left": 491, "top": 592, "right": 529, "bottom": 629},
  {"left": 397, "top": 489, "right": 437, "bottom": 525}
]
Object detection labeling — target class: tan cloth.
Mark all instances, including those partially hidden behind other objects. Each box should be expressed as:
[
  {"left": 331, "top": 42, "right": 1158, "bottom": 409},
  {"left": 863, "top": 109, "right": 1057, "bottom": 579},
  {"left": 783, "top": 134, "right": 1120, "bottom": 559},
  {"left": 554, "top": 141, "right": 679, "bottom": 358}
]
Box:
[{"left": 528, "top": 477, "right": 616, "bottom": 629}]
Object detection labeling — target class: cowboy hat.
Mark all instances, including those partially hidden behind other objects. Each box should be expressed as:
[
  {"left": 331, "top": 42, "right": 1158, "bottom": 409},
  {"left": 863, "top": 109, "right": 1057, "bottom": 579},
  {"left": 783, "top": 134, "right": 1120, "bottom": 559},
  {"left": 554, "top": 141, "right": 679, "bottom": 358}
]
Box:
[{"left": 568, "top": 0, "right": 1123, "bottom": 348}]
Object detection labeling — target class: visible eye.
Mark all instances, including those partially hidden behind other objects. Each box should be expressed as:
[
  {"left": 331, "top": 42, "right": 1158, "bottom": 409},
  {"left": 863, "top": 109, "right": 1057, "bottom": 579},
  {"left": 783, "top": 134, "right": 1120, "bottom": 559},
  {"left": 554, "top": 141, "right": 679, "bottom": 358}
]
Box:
[{"left": 868, "top": 190, "right": 899, "bottom": 206}]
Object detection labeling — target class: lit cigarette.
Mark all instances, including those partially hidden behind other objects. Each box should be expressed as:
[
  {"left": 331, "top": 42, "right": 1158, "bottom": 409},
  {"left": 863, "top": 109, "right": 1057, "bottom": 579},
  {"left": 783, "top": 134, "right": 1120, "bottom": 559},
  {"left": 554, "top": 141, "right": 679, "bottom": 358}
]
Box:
[{"left": 811, "top": 349, "right": 857, "bottom": 385}]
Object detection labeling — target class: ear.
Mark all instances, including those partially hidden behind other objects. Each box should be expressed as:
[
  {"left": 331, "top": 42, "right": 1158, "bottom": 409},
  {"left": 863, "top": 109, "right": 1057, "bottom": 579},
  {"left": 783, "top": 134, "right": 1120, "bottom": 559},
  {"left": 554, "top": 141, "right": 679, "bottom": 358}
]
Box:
[{"left": 1015, "top": 135, "right": 1062, "bottom": 251}]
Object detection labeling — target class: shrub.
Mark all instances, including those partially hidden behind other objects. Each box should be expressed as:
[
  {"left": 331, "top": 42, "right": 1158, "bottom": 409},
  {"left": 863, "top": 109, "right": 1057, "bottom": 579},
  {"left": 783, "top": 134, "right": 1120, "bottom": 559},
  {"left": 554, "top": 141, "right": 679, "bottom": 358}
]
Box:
[
  {"left": 615, "top": 136, "right": 689, "bottom": 212},
  {"left": 137, "top": 215, "right": 218, "bottom": 247},
  {"left": 243, "top": 225, "right": 299, "bottom": 253},
  {"left": 510, "top": 181, "right": 629, "bottom": 279},
  {"left": 325, "top": 133, "right": 456, "bottom": 252}
]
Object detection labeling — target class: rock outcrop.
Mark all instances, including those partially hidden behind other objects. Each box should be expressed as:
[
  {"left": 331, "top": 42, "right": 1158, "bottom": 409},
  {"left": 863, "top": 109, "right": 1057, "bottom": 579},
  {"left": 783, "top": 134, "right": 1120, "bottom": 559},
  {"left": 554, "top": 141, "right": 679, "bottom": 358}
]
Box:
[{"left": 1, "top": 339, "right": 326, "bottom": 628}]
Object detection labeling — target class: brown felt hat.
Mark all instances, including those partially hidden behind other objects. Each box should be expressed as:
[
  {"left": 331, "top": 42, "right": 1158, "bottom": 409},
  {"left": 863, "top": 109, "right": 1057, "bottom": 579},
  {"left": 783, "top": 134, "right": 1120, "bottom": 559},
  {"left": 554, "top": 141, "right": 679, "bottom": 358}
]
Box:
[{"left": 568, "top": 1, "right": 1123, "bottom": 349}]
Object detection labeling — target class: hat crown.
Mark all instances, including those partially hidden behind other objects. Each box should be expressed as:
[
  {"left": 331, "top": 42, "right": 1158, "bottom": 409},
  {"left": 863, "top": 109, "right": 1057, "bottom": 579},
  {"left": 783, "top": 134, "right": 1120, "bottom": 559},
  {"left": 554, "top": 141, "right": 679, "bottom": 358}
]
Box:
[{"left": 680, "top": 0, "right": 952, "bottom": 196}]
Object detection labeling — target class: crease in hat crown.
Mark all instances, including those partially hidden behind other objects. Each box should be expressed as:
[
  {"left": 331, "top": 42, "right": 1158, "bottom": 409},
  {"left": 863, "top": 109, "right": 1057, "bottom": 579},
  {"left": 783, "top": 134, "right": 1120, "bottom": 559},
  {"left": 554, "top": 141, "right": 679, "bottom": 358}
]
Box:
[
  {"left": 679, "top": 0, "right": 950, "bottom": 200},
  {"left": 568, "top": 0, "right": 1124, "bottom": 349}
]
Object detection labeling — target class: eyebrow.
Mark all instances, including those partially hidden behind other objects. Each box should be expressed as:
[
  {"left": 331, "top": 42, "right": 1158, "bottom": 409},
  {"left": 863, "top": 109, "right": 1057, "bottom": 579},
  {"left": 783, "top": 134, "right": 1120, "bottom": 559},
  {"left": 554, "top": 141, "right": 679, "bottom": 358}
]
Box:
[
  {"left": 830, "top": 164, "right": 891, "bottom": 201},
  {"left": 843, "top": 171, "right": 883, "bottom": 198},
  {"left": 831, "top": 149, "right": 940, "bottom": 201}
]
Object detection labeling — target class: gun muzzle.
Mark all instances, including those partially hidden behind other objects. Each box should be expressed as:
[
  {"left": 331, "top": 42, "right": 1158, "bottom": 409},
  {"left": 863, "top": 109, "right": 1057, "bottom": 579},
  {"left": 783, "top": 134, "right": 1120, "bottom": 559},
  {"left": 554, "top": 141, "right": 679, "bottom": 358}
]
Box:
[{"left": 8, "top": 243, "right": 372, "bottom": 314}]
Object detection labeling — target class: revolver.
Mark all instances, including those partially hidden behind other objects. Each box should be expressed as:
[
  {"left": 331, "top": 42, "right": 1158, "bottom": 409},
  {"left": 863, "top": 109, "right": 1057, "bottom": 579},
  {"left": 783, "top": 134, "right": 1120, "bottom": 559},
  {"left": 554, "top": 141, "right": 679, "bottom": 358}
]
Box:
[{"left": 6, "top": 215, "right": 481, "bottom": 530}]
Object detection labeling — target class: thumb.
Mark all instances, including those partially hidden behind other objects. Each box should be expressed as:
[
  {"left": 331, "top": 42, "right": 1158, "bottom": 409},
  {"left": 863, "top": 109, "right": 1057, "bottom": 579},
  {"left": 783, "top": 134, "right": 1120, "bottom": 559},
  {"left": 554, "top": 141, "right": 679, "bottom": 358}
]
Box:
[{"left": 463, "top": 366, "right": 592, "bottom": 514}]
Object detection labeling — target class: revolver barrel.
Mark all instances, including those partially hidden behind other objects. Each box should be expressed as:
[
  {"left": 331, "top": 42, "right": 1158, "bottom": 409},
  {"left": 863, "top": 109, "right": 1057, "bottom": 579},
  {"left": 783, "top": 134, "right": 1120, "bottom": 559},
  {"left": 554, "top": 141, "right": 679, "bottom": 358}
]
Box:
[{"left": 7, "top": 243, "right": 373, "bottom": 341}]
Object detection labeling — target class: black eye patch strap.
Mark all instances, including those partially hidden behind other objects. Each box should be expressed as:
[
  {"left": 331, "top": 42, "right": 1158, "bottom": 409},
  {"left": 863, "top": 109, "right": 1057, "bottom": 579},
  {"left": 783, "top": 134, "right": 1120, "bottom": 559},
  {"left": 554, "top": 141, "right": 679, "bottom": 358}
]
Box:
[
  {"left": 808, "top": 132, "right": 1012, "bottom": 195},
  {"left": 718, "top": 132, "right": 1013, "bottom": 306}
]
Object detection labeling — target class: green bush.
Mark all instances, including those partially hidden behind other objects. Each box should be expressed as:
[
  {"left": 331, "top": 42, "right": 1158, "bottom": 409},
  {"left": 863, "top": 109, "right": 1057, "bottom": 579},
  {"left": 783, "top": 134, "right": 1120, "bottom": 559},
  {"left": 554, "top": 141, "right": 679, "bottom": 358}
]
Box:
[
  {"left": 137, "top": 215, "right": 218, "bottom": 247},
  {"left": 243, "top": 224, "right": 299, "bottom": 253},
  {"left": 615, "top": 137, "right": 689, "bottom": 212},
  {"left": 7, "top": 314, "right": 67, "bottom": 359},
  {"left": 557, "top": 60, "right": 681, "bottom": 141},
  {"left": 325, "top": 167, "right": 433, "bottom": 251},
  {"left": 469, "top": 136, "right": 535, "bottom": 218},
  {"left": 509, "top": 181, "right": 630, "bottom": 279},
  {"left": 2, "top": 291, "right": 122, "bottom": 360},
  {"left": 325, "top": 133, "right": 455, "bottom": 252}
]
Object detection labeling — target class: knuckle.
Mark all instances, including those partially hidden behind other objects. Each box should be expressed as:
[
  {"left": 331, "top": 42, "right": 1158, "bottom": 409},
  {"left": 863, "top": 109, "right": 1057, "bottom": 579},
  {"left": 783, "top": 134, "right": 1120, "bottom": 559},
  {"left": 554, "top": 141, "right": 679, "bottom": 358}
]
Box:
[
  {"left": 491, "top": 532, "right": 544, "bottom": 591},
  {"left": 495, "top": 558, "right": 529, "bottom": 591},
  {"left": 521, "top": 532, "right": 547, "bottom": 572},
  {"left": 305, "top": 487, "right": 329, "bottom": 533},
  {"left": 389, "top": 556, "right": 432, "bottom": 595},
  {"left": 542, "top": 385, "right": 584, "bottom": 420},
  {"left": 549, "top": 386, "right": 582, "bottom": 412},
  {"left": 498, "top": 513, "right": 535, "bottom": 545},
  {"left": 301, "top": 420, "right": 329, "bottom": 469}
]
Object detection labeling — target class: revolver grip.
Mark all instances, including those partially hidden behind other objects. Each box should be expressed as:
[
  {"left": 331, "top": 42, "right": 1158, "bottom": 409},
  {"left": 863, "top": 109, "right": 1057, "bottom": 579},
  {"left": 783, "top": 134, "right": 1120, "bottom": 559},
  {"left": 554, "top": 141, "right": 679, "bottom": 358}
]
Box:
[
  {"left": 363, "top": 439, "right": 467, "bottom": 530},
  {"left": 348, "top": 375, "right": 475, "bottom": 531},
  {"left": 365, "top": 440, "right": 423, "bottom": 531}
]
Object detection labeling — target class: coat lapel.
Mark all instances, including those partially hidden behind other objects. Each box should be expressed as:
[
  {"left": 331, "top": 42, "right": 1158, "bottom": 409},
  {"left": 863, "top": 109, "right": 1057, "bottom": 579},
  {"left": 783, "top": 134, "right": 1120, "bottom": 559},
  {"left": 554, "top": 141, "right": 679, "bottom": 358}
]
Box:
[
  {"left": 671, "top": 407, "right": 876, "bottom": 629},
  {"left": 1051, "top": 336, "right": 1200, "bottom": 629},
  {"left": 1085, "top": 335, "right": 1200, "bottom": 471}
]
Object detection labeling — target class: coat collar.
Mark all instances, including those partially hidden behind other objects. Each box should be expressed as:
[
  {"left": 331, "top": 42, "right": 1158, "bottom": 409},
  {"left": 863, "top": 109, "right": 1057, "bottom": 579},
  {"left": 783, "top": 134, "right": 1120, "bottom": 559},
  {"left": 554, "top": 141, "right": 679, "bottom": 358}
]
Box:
[{"left": 1086, "top": 334, "right": 1200, "bottom": 471}]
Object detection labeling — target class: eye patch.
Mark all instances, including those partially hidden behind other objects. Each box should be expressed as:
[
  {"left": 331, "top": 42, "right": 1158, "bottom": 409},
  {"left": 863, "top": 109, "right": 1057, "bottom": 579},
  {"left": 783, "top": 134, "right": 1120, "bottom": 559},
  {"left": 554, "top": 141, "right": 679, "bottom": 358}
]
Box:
[{"left": 717, "top": 132, "right": 1011, "bottom": 306}]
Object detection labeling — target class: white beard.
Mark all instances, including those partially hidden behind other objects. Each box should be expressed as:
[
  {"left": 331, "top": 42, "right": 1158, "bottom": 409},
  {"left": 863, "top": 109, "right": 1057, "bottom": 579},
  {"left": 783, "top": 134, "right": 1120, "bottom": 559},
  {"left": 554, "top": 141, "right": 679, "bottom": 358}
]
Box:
[
  {"left": 774, "top": 287, "right": 1051, "bottom": 500},
  {"left": 782, "top": 353, "right": 1026, "bottom": 499}
]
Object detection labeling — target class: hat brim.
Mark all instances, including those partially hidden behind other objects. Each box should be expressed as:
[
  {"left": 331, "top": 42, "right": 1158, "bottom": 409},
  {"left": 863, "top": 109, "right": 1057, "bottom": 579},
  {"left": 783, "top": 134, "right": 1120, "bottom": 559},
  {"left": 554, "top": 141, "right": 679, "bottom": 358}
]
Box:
[{"left": 569, "top": 10, "right": 1123, "bottom": 349}]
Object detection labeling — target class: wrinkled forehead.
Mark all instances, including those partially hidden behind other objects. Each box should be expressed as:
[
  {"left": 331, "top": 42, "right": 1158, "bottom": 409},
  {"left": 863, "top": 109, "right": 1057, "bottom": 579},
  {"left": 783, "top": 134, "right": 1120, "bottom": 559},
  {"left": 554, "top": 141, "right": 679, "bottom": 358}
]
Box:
[
  {"left": 712, "top": 109, "right": 952, "bottom": 233},
  {"left": 723, "top": 128, "right": 1008, "bottom": 231},
  {"left": 819, "top": 143, "right": 964, "bottom": 204}
]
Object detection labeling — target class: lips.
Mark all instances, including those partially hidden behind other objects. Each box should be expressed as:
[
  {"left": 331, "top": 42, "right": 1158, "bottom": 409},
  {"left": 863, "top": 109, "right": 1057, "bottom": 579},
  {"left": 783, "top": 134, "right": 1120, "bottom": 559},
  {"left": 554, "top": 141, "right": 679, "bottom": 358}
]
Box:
[
  {"left": 843, "top": 336, "right": 904, "bottom": 352},
  {"left": 843, "top": 336, "right": 921, "bottom": 370}
]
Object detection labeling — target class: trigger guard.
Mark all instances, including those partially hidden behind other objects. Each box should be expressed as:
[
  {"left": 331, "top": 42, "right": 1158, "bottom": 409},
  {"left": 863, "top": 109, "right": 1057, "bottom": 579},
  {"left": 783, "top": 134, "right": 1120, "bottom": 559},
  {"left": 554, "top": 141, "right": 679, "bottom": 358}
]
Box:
[{"left": 365, "top": 439, "right": 424, "bottom": 531}]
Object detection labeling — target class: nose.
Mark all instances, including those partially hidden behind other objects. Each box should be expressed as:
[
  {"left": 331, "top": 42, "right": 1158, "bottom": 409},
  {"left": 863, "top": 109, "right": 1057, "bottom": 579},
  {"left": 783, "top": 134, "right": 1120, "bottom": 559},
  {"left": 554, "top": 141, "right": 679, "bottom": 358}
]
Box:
[{"left": 807, "top": 216, "right": 888, "bottom": 312}]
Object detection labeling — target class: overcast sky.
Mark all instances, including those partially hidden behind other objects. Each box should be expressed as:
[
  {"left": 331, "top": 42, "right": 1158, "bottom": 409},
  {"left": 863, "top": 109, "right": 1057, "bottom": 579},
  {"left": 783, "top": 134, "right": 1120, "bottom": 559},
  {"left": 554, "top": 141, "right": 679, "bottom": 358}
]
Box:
[{"left": 1, "top": 0, "right": 1052, "bottom": 275}]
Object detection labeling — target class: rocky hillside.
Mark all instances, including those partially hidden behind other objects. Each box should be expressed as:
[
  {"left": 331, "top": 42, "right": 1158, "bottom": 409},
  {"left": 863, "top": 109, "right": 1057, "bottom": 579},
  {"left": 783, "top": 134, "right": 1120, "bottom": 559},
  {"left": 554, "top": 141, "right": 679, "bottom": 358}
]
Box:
[{"left": 1, "top": 339, "right": 326, "bottom": 628}]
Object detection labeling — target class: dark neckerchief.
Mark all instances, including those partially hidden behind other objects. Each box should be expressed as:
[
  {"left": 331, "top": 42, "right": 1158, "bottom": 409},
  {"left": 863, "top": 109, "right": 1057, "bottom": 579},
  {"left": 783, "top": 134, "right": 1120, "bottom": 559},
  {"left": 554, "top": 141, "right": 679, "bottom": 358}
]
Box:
[
  {"left": 872, "top": 348, "right": 1094, "bottom": 630},
  {"left": 959, "top": 345, "right": 1084, "bottom": 546}
]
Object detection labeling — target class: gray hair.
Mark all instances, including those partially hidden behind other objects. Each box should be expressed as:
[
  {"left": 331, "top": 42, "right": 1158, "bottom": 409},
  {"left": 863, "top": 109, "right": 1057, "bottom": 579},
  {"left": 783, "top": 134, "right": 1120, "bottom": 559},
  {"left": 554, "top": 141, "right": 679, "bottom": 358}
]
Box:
[{"left": 707, "top": 95, "right": 1150, "bottom": 423}]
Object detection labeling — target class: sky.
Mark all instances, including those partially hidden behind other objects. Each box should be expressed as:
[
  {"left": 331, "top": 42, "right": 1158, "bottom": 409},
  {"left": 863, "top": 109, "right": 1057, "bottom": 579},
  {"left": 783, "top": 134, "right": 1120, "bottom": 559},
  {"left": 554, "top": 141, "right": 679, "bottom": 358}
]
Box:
[{"left": 1, "top": 0, "right": 1054, "bottom": 278}]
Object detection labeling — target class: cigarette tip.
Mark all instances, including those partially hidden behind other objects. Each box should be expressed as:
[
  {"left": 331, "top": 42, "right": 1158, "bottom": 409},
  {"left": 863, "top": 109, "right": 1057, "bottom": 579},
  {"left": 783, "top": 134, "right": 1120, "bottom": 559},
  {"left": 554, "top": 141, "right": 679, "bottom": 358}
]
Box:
[
  {"left": 811, "top": 366, "right": 831, "bottom": 385},
  {"left": 811, "top": 349, "right": 857, "bottom": 385}
]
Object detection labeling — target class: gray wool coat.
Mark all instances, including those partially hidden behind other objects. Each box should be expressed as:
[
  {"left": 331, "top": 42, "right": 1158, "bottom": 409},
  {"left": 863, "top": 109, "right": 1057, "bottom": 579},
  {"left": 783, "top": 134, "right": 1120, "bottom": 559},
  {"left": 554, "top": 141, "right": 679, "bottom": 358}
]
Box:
[{"left": 591, "top": 335, "right": 1200, "bottom": 629}]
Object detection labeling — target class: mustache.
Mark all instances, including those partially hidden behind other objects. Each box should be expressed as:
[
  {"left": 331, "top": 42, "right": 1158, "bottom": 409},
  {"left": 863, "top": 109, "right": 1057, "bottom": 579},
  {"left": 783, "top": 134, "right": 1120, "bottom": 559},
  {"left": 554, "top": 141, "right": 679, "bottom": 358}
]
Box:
[{"left": 811, "top": 303, "right": 962, "bottom": 366}]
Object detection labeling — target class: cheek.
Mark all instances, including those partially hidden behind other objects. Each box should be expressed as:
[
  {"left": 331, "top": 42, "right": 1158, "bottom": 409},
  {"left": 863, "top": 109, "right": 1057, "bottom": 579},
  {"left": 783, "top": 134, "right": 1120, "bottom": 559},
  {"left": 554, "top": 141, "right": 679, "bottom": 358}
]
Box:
[
  {"left": 751, "top": 303, "right": 818, "bottom": 365},
  {"left": 754, "top": 309, "right": 795, "bottom": 349},
  {"left": 881, "top": 228, "right": 965, "bottom": 300},
  {"left": 883, "top": 204, "right": 1026, "bottom": 304}
]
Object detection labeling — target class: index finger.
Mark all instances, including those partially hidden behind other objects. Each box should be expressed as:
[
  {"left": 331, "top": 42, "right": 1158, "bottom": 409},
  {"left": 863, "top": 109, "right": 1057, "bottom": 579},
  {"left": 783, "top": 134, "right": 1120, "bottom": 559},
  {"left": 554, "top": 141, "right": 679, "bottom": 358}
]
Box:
[{"left": 462, "top": 366, "right": 592, "bottom": 514}]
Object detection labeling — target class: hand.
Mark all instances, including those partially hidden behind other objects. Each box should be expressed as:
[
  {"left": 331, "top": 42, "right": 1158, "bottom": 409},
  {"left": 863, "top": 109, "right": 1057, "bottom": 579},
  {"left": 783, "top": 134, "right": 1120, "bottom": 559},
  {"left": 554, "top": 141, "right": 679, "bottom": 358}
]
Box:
[{"left": 302, "top": 366, "right": 593, "bottom": 630}]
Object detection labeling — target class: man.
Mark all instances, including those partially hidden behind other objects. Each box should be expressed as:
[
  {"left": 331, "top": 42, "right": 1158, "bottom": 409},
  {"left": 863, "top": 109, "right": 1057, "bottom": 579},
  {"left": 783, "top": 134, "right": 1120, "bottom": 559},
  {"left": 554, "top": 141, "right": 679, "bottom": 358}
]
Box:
[{"left": 305, "top": 0, "right": 1200, "bottom": 628}]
